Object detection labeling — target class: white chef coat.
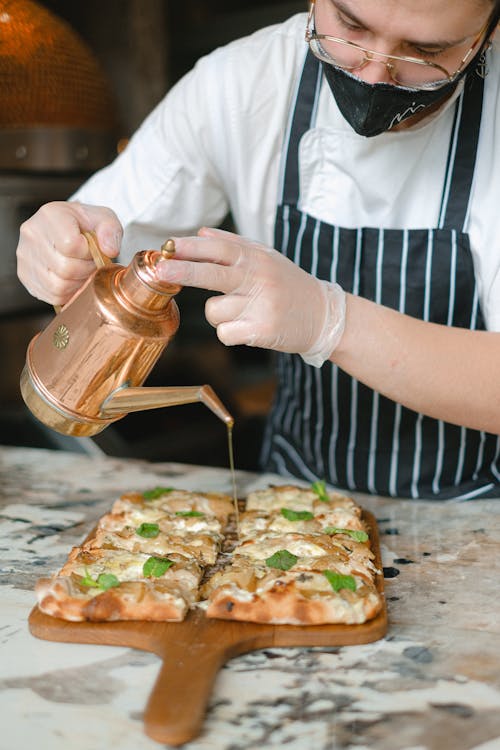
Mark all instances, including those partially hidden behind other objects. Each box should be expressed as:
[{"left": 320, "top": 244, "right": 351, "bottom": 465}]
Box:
[{"left": 73, "top": 12, "right": 500, "bottom": 330}]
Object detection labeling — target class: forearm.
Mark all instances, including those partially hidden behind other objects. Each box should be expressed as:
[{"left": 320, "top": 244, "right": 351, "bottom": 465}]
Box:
[{"left": 333, "top": 293, "right": 500, "bottom": 434}]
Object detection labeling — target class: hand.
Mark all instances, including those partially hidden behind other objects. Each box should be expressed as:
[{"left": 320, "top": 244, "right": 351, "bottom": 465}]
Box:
[
  {"left": 16, "top": 201, "right": 122, "bottom": 307},
  {"left": 156, "top": 227, "right": 346, "bottom": 366}
]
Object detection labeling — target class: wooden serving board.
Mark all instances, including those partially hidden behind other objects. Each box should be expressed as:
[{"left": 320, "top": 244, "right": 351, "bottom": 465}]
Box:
[{"left": 28, "top": 510, "right": 387, "bottom": 746}]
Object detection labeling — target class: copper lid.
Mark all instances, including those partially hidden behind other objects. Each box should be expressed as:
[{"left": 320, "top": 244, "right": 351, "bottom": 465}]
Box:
[{"left": 117, "top": 244, "right": 182, "bottom": 314}]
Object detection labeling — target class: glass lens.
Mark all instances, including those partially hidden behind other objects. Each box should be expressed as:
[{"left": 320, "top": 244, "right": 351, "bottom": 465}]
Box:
[
  {"left": 309, "top": 36, "right": 365, "bottom": 69},
  {"left": 391, "top": 61, "right": 450, "bottom": 88},
  {"left": 309, "top": 36, "right": 451, "bottom": 90}
]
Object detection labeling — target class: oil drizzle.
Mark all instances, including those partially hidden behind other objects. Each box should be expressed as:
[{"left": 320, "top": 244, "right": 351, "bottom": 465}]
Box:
[{"left": 226, "top": 421, "right": 240, "bottom": 539}]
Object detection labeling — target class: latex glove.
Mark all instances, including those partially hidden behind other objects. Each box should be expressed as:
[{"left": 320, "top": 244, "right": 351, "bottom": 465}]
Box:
[
  {"left": 156, "top": 227, "right": 346, "bottom": 367},
  {"left": 16, "top": 201, "right": 122, "bottom": 307}
]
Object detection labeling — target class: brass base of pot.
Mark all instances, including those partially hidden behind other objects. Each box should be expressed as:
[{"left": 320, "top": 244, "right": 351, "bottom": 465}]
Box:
[{"left": 20, "top": 365, "right": 120, "bottom": 437}]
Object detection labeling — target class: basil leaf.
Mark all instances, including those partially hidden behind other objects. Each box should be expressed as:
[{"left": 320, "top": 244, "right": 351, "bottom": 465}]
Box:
[
  {"left": 175, "top": 511, "right": 205, "bottom": 518},
  {"left": 80, "top": 568, "right": 120, "bottom": 591},
  {"left": 281, "top": 508, "right": 314, "bottom": 522},
  {"left": 136, "top": 522, "right": 160, "bottom": 538},
  {"left": 80, "top": 568, "right": 99, "bottom": 588},
  {"left": 323, "top": 527, "right": 369, "bottom": 543},
  {"left": 265, "top": 549, "right": 298, "bottom": 571},
  {"left": 323, "top": 570, "right": 357, "bottom": 592},
  {"left": 311, "top": 480, "right": 330, "bottom": 503},
  {"left": 142, "top": 486, "right": 174, "bottom": 500},
  {"left": 143, "top": 556, "right": 174, "bottom": 577},
  {"left": 96, "top": 573, "right": 120, "bottom": 590}
]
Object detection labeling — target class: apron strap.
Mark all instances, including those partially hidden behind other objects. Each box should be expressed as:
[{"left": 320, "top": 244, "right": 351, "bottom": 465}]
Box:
[
  {"left": 438, "top": 73, "right": 485, "bottom": 231},
  {"left": 279, "top": 50, "right": 322, "bottom": 207}
]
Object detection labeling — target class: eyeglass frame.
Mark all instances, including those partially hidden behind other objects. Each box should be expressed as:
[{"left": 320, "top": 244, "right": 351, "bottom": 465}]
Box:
[{"left": 305, "top": 0, "right": 491, "bottom": 90}]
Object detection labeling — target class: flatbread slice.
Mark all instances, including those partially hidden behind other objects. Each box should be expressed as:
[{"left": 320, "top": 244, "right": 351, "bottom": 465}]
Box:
[
  {"left": 232, "top": 532, "right": 379, "bottom": 579},
  {"left": 245, "top": 485, "right": 361, "bottom": 515},
  {"left": 99, "top": 508, "right": 222, "bottom": 536},
  {"left": 239, "top": 508, "right": 367, "bottom": 540},
  {"left": 203, "top": 566, "right": 382, "bottom": 625},
  {"left": 113, "top": 489, "right": 234, "bottom": 522},
  {"left": 36, "top": 547, "right": 202, "bottom": 622},
  {"left": 84, "top": 526, "right": 221, "bottom": 565}
]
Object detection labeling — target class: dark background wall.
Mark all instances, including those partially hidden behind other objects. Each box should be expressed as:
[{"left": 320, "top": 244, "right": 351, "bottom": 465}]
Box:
[{"left": 41, "top": 0, "right": 306, "bottom": 135}]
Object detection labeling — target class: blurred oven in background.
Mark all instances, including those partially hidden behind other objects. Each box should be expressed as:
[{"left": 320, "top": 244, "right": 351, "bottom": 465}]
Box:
[
  {"left": 0, "top": 0, "right": 305, "bottom": 469},
  {"left": 0, "top": 0, "right": 119, "bottom": 451}
]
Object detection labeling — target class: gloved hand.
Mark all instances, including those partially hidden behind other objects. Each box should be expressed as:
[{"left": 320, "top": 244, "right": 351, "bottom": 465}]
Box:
[
  {"left": 16, "top": 201, "right": 122, "bottom": 307},
  {"left": 156, "top": 227, "right": 346, "bottom": 367}
]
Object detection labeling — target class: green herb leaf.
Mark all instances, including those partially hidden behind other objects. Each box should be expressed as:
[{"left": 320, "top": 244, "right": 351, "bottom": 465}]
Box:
[
  {"left": 80, "top": 567, "right": 99, "bottom": 588},
  {"left": 265, "top": 549, "right": 298, "bottom": 571},
  {"left": 281, "top": 508, "right": 314, "bottom": 522},
  {"left": 136, "top": 522, "right": 160, "bottom": 538},
  {"left": 80, "top": 568, "right": 120, "bottom": 591},
  {"left": 142, "top": 486, "right": 174, "bottom": 500},
  {"left": 311, "top": 480, "right": 330, "bottom": 503},
  {"left": 96, "top": 573, "right": 120, "bottom": 590},
  {"left": 323, "top": 570, "right": 357, "bottom": 592},
  {"left": 323, "top": 527, "right": 369, "bottom": 543},
  {"left": 175, "top": 511, "right": 205, "bottom": 518},
  {"left": 143, "top": 556, "right": 175, "bottom": 578}
]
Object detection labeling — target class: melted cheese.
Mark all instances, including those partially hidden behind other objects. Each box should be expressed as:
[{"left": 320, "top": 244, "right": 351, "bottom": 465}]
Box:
[
  {"left": 234, "top": 535, "right": 329, "bottom": 560},
  {"left": 246, "top": 487, "right": 316, "bottom": 512}
]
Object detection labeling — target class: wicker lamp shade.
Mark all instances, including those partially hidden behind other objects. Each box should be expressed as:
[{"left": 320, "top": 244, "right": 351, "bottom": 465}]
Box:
[{"left": 0, "top": 0, "right": 116, "bottom": 130}]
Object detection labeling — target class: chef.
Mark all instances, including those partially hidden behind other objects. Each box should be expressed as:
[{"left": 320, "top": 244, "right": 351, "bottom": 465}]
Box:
[{"left": 16, "top": 0, "right": 500, "bottom": 499}]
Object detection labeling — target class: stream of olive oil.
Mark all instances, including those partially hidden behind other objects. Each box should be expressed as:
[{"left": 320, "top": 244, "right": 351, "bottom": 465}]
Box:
[{"left": 226, "top": 421, "right": 240, "bottom": 538}]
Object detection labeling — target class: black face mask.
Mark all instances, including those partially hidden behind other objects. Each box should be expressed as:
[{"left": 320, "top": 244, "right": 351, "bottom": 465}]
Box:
[{"left": 321, "top": 48, "right": 485, "bottom": 138}]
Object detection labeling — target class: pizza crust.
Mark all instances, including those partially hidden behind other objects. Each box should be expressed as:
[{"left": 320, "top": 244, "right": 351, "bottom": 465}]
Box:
[
  {"left": 36, "top": 546, "right": 203, "bottom": 622},
  {"left": 35, "top": 576, "right": 190, "bottom": 622},
  {"left": 205, "top": 575, "right": 383, "bottom": 625}
]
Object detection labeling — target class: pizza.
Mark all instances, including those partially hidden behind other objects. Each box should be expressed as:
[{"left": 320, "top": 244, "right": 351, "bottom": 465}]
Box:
[
  {"left": 35, "top": 483, "right": 384, "bottom": 625},
  {"left": 35, "top": 487, "right": 233, "bottom": 622},
  {"left": 201, "top": 484, "right": 382, "bottom": 625}
]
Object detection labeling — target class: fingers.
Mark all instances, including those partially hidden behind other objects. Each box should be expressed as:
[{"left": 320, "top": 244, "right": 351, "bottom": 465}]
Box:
[
  {"left": 168, "top": 234, "right": 244, "bottom": 265},
  {"left": 205, "top": 294, "right": 247, "bottom": 327},
  {"left": 205, "top": 294, "right": 285, "bottom": 350},
  {"left": 71, "top": 202, "right": 123, "bottom": 259},
  {"left": 16, "top": 201, "right": 123, "bottom": 306},
  {"left": 158, "top": 257, "right": 242, "bottom": 294},
  {"left": 216, "top": 319, "right": 273, "bottom": 348},
  {"left": 198, "top": 226, "right": 244, "bottom": 243},
  {"left": 156, "top": 231, "right": 271, "bottom": 294},
  {"left": 156, "top": 233, "right": 248, "bottom": 293}
]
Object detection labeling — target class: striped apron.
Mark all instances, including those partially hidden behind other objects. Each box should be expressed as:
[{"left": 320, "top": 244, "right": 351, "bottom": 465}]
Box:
[{"left": 261, "top": 50, "right": 500, "bottom": 500}]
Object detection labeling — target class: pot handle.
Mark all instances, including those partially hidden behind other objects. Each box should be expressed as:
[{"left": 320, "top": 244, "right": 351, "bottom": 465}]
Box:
[
  {"left": 84, "top": 230, "right": 113, "bottom": 269},
  {"left": 53, "top": 230, "right": 113, "bottom": 314}
]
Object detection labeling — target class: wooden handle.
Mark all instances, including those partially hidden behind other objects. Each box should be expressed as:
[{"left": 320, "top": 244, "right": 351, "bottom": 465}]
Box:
[
  {"left": 83, "top": 230, "right": 113, "bottom": 269},
  {"left": 144, "top": 640, "right": 227, "bottom": 746},
  {"left": 28, "top": 512, "right": 387, "bottom": 746},
  {"left": 53, "top": 231, "right": 112, "bottom": 314}
]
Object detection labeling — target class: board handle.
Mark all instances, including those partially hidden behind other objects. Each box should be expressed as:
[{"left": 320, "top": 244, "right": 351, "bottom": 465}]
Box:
[{"left": 144, "top": 641, "right": 228, "bottom": 746}]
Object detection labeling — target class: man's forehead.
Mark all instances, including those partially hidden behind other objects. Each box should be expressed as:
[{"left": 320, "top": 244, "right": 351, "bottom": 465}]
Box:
[{"left": 325, "top": 0, "right": 491, "bottom": 41}]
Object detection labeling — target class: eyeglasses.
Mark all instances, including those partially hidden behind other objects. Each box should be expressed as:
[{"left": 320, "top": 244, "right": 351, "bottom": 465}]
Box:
[{"left": 305, "top": 0, "right": 489, "bottom": 90}]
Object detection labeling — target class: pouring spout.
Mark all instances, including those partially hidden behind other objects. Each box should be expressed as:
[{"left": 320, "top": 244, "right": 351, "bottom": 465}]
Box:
[{"left": 101, "top": 384, "right": 234, "bottom": 426}]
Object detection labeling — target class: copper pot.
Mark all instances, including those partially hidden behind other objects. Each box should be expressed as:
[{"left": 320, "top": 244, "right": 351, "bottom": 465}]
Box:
[{"left": 20, "top": 233, "right": 232, "bottom": 437}]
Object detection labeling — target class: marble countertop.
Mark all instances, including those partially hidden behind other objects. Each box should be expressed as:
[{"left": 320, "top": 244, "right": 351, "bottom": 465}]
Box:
[{"left": 1, "top": 445, "right": 500, "bottom": 750}]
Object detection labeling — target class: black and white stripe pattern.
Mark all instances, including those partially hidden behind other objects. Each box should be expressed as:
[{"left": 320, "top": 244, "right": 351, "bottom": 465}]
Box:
[{"left": 261, "top": 52, "right": 500, "bottom": 499}]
